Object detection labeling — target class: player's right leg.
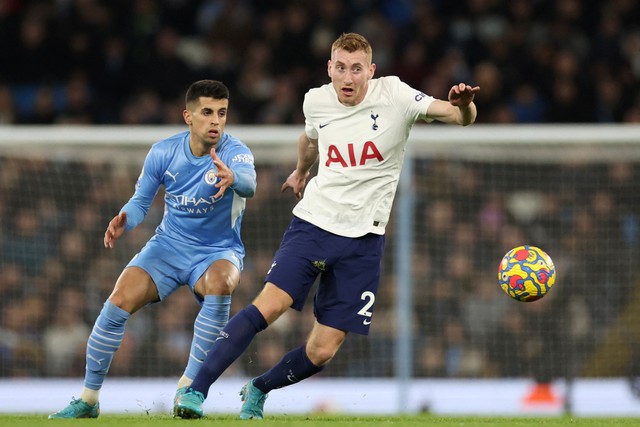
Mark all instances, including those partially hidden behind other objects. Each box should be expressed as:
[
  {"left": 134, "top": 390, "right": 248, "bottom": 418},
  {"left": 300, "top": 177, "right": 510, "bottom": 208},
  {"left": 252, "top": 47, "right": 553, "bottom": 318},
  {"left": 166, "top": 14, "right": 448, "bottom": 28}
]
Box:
[
  {"left": 49, "top": 267, "right": 159, "bottom": 419},
  {"left": 176, "top": 217, "right": 324, "bottom": 418},
  {"left": 174, "top": 285, "right": 290, "bottom": 419}
]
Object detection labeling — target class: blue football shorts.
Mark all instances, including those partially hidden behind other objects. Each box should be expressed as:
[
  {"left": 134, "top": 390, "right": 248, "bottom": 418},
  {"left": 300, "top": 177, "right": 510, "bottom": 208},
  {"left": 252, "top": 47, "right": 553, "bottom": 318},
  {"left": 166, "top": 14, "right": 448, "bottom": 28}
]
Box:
[
  {"left": 265, "top": 216, "right": 386, "bottom": 335},
  {"left": 126, "top": 233, "right": 243, "bottom": 304}
]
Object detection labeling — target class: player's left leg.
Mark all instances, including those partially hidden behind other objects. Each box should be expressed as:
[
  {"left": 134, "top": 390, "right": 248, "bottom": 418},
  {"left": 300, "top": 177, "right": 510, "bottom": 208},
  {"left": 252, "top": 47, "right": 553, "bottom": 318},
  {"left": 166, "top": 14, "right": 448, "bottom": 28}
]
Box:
[
  {"left": 173, "top": 284, "right": 287, "bottom": 419},
  {"left": 239, "top": 227, "right": 385, "bottom": 419},
  {"left": 173, "top": 258, "right": 239, "bottom": 417},
  {"left": 240, "top": 322, "right": 347, "bottom": 419},
  {"left": 176, "top": 218, "right": 338, "bottom": 418}
]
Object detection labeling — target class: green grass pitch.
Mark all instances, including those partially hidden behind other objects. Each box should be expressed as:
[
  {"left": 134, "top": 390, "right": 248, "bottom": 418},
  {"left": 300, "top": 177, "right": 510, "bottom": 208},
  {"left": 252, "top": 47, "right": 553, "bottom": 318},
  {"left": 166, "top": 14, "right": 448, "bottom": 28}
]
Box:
[{"left": 2, "top": 414, "right": 640, "bottom": 427}]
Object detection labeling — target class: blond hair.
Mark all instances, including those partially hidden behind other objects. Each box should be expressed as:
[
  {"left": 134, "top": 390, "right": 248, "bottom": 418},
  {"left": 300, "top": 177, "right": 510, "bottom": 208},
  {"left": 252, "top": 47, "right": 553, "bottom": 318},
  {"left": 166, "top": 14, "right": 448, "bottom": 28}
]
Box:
[{"left": 331, "top": 33, "right": 373, "bottom": 63}]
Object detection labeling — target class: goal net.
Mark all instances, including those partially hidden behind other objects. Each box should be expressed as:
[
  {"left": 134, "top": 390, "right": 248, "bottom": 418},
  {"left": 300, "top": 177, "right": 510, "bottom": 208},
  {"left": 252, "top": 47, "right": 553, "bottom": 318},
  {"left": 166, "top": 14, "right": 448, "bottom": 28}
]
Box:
[{"left": 1, "top": 124, "right": 639, "bottom": 385}]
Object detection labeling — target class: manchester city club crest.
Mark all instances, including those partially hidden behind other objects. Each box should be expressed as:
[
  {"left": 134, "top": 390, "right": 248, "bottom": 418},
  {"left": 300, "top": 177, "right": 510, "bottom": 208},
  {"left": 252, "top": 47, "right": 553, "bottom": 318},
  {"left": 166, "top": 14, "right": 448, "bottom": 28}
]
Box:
[{"left": 204, "top": 168, "right": 218, "bottom": 185}]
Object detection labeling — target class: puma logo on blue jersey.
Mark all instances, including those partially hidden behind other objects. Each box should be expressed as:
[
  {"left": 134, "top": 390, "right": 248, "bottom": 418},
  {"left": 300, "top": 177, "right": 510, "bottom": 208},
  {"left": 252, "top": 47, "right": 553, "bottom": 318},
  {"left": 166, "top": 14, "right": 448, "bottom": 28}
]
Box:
[{"left": 165, "top": 170, "right": 179, "bottom": 182}]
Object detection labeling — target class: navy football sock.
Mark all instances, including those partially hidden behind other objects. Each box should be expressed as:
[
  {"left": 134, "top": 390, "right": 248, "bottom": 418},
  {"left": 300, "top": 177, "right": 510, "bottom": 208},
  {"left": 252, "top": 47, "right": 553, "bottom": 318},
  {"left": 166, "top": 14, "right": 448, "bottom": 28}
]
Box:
[
  {"left": 252, "top": 344, "right": 323, "bottom": 393},
  {"left": 190, "top": 304, "right": 268, "bottom": 397}
]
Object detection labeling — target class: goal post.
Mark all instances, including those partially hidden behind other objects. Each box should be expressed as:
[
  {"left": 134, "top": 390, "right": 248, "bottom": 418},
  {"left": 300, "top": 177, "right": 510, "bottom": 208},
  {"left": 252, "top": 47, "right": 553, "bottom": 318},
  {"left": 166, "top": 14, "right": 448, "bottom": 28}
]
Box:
[{"left": 1, "top": 124, "right": 640, "bottom": 391}]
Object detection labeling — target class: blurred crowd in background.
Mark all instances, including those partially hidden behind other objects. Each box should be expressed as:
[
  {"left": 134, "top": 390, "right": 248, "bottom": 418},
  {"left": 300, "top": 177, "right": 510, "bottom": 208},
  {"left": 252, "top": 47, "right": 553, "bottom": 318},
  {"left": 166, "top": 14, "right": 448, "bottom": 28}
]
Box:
[
  {"left": 1, "top": 153, "right": 639, "bottom": 380},
  {"left": 0, "top": 0, "right": 639, "bottom": 125},
  {"left": 2, "top": 0, "right": 640, "bottom": 381}
]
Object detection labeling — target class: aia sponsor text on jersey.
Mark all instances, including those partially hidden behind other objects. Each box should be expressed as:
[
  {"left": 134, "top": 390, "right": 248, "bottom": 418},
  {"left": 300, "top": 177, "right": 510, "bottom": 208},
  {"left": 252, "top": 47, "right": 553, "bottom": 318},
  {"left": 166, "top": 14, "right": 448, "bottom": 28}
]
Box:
[{"left": 325, "top": 141, "right": 383, "bottom": 167}]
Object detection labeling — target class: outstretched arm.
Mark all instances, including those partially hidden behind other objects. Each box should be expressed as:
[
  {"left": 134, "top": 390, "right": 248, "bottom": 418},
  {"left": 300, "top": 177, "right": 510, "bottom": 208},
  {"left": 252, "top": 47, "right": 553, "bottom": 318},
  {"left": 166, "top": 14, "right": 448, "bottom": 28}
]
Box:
[
  {"left": 426, "top": 83, "right": 480, "bottom": 126},
  {"left": 281, "top": 132, "right": 319, "bottom": 199}
]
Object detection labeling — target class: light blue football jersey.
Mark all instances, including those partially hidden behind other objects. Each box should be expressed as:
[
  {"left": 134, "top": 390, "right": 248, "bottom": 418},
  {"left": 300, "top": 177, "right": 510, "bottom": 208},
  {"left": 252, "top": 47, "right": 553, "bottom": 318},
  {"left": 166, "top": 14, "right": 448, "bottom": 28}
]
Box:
[{"left": 121, "top": 131, "right": 256, "bottom": 258}]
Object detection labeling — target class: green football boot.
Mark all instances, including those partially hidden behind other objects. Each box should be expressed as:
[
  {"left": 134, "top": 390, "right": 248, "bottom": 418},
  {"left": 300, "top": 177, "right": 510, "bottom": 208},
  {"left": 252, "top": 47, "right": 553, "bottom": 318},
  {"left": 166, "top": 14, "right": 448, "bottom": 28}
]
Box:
[
  {"left": 239, "top": 380, "right": 268, "bottom": 420},
  {"left": 173, "top": 387, "right": 205, "bottom": 419},
  {"left": 48, "top": 398, "right": 99, "bottom": 419}
]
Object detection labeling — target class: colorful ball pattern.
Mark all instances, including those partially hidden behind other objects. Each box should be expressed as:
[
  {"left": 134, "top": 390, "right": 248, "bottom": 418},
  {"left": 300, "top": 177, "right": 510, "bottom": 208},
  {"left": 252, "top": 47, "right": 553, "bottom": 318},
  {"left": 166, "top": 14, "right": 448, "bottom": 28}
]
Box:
[{"left": 498, "top": 245, "right": 556, "bottom": 302}]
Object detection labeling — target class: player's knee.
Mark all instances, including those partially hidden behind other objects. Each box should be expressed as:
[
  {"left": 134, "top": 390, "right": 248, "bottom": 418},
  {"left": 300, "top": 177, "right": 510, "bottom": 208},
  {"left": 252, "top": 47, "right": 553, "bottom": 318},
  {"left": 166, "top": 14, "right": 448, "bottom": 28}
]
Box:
[
  {"left": 201, "top": 276, "right": 235, "bottom": 296},
  {"left": 107, "top": 293, "right": 132, "bottom": 313},
  {"left": 252, "top": 285, "right": 292, "bottom": 324},
  {"left": 305, "top": 342, "right": 339, "bottom": 367},
  {"left": 200, "top": 264, "right": 239, "bottom": 296},
  {"left": 108, "top": 282, "right": 158, "bottom": 314}
]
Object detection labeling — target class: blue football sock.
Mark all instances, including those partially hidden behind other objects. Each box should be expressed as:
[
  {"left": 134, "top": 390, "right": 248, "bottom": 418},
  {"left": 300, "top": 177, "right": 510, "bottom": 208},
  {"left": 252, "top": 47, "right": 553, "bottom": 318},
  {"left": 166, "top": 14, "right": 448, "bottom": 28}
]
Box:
[
  {"left": 190, "top": 304, "right": 268, "bottom": 397},
  {"left": 183, "top": 295, "right": 231, "bottom": 380},
  {"left": 84, "top": 300, "right": 130, "bottom": 390},
  {"left": 252, "top": 344, "right": 323, "bottom": 393}
]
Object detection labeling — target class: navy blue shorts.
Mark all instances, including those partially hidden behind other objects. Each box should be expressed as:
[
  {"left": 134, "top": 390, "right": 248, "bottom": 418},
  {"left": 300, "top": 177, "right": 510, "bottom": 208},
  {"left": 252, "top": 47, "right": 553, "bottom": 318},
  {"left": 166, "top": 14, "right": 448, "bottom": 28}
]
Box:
[{"left": 265, "top": 216, "right": 385, "bottom": 335}]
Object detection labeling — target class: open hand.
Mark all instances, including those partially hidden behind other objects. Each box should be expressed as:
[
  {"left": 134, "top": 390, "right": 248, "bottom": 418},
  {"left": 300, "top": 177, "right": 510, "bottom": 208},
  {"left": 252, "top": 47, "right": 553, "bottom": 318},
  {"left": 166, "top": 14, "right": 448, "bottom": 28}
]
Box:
[
  {"left": 448, "top": 83, "right": 480, "bottom": 107},
  {"left": 104, "top": 211, "right": 127, "bottom": 248},
  {"left": 211, "top": 147, "right": 235, "bottom": 199},
  {"left": 281, "top": 169, "right": 309, "bottom": 200}
]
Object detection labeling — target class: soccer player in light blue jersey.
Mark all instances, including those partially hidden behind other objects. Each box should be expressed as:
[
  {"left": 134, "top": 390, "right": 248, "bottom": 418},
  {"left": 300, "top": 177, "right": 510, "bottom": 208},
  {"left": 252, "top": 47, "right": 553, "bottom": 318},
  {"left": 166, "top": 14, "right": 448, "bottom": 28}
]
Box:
[
  {"left": 175, "top": 33, "right": 479, "bottom": 419},
  {"left": 49, "top": 80, "right": 257, "bottom": 419}
]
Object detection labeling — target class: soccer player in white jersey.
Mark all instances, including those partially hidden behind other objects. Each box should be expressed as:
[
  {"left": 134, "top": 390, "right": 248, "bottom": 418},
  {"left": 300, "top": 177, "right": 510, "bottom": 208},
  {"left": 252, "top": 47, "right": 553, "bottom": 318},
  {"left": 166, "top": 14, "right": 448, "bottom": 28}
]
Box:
[
  {"left": 175, "top": 33, "right": 479, "bottom": 419},
  {"left": 49, "top": 80, "right": 257, "bottom": 419}
]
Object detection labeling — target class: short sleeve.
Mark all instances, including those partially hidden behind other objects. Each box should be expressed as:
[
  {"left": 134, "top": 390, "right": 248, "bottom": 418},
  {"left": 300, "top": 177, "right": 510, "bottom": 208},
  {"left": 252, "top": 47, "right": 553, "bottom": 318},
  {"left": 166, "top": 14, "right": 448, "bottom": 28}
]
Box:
[
  {"left": 388, "top": 76, "right": 436, "bottom": 123},
  {"left": 302, "top": 92, "right": 319, "bottom": 140}
]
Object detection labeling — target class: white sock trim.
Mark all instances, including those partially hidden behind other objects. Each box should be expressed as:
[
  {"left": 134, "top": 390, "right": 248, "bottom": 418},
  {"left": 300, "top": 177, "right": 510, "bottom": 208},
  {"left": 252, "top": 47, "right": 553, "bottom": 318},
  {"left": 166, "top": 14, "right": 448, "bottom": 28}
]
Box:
[
  {"left": 177, "top": 375, "right": 193, "bottom": 389},
  {"left": 80, "top": 387, "right": 100, "bottom": 406}
]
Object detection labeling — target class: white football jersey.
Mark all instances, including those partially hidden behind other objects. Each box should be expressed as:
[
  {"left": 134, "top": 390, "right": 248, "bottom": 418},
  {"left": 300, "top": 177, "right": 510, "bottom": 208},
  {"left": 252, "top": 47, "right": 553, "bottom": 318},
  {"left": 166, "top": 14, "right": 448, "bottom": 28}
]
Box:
[{"left": 293, "top": 76, "right": 436, "bottom": 237}]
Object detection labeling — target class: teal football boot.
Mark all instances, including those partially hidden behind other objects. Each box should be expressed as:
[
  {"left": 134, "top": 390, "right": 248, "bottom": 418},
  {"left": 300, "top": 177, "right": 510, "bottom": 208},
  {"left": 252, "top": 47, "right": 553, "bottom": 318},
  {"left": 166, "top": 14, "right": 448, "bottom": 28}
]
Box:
[
  {"left": 239, "top": 380, "right": 268, "bottom": 420},
  {"left": 48, "top": 398, "right": 99, "bottom": 419}
]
